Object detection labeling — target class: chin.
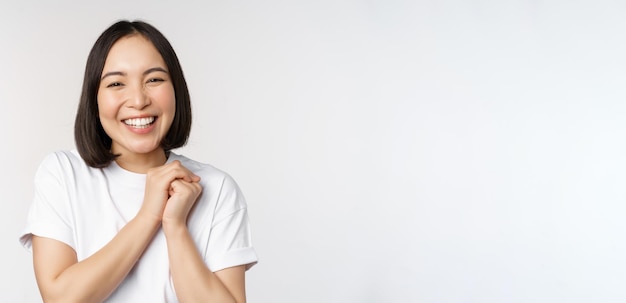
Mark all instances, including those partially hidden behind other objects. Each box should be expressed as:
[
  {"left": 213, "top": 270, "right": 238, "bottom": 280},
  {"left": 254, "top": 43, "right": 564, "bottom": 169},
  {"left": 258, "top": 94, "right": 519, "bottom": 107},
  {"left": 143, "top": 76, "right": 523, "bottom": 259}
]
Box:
[{"left": 126, "top": 144, "right": 163, "bottom": 155}]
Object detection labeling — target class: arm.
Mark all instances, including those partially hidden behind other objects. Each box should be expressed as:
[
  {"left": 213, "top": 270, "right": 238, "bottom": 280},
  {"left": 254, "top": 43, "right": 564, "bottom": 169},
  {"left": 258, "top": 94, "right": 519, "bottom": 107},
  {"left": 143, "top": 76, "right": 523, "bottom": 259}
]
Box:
[
  {"left": 162, "top": 179, "right": 247, "bottom": 303},
  {"left": 32, "top": 214, "right": 160, "bottom": 303},
  {"left": 32, "top": 160, "right": 200, "bottom": 303},
  {"left": 164, "top": 223, "right": 247, "bottom": 303}
]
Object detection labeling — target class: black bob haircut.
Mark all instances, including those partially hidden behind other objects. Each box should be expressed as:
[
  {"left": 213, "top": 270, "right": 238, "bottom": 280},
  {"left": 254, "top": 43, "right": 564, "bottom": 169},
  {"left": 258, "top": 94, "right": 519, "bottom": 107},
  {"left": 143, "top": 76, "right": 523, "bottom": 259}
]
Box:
[{"left": 74, "top": 20, "right": 191, "bottom": 168}]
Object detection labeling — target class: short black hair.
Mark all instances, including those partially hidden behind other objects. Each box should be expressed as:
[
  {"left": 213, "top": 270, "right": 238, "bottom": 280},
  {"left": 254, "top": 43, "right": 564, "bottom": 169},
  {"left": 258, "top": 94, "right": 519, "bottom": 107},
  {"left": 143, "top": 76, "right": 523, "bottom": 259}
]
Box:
[{"left": 74, "top": 20, "right": 192, "bottom": 168}]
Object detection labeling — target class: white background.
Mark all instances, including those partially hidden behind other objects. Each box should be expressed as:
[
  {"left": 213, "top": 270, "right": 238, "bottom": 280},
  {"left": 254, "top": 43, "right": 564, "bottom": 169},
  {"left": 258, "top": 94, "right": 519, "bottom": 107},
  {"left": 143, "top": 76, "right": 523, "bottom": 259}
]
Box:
[{"left": 2, "top": 1, "right": 626, "bottom": 302}]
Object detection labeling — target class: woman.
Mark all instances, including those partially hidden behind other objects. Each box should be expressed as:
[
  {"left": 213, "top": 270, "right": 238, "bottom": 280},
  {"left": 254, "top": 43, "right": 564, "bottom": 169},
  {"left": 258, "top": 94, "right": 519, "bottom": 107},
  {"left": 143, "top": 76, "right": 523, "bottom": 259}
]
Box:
[{"left": 19, "top": 20, "right": 257, "bottom": 302}]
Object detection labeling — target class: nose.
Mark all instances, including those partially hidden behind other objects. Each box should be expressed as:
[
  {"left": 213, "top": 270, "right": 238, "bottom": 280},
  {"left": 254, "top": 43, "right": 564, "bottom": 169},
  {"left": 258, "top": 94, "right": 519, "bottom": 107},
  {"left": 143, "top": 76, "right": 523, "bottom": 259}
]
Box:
[{"left": 126, "top": 84, "right": 151, "bottom": 109}]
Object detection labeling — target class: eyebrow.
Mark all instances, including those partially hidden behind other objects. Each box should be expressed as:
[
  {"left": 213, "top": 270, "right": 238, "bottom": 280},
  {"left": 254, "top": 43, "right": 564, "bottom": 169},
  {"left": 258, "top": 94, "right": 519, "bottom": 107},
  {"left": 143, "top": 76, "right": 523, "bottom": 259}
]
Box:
[{"left": 100, "top": 67, "right": 169, "bottom": 80}]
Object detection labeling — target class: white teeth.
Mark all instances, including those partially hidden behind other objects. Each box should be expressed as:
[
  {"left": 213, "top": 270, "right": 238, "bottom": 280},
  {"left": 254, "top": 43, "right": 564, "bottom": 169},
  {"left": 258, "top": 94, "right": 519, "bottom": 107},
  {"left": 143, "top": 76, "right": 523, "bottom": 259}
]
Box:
[{"left": 124, "top": 117, "right": 155, "bottom": 128}]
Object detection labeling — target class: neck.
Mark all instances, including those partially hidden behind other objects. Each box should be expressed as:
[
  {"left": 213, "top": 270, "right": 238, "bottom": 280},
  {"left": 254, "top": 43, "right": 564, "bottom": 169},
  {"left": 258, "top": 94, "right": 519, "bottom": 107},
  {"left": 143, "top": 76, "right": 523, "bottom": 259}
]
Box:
[{"left": 113, "top": 148, "right": 168, "bottom": 174}]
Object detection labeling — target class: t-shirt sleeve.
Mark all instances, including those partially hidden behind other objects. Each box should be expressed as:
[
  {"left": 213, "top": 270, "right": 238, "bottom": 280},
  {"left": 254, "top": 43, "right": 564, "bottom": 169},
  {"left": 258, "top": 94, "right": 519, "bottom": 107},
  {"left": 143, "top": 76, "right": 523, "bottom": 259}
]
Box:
[
  {"left": 19, "top": 153, "right": 76, "bottom": 252},
  {"left": 204, "top": 175, "right": 258, "bottom": 272}
]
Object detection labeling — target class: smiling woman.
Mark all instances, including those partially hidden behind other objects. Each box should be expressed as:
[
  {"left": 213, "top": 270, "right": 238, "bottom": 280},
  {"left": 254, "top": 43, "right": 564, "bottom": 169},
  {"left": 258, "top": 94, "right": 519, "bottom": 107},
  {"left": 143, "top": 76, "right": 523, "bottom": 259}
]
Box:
[
  {"left": 18, "top": 20, "right": 257, "bottom": 303},
  {"left": 97, "top": 35, "right": 176, "bottom": 172}
]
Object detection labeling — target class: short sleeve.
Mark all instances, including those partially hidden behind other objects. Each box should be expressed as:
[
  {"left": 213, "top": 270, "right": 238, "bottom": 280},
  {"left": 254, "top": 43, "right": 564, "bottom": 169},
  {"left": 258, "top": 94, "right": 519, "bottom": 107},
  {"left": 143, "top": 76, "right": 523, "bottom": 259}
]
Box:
[
  {"left": 204, "top": 175, "right": 258, "bottom": 272},
  {"left": 19, "top": 153, "right": 76, "bottom": 252}
]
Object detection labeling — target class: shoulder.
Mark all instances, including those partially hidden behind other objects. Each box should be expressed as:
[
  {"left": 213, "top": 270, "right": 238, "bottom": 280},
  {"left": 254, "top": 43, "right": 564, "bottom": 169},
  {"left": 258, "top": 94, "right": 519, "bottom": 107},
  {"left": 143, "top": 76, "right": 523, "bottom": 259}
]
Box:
[
  {"left": 169, "top": 153, "right": 232, "bottom": 182},
  {"left": 37, "top": 150, "right": 89, "bottom": 175},
  {"left": 169, "top": 153, "right": 243, "bottom": 195},
  {"left": 40, "top": 150, "right": 83, "bottom": 164},
  {"left": 35, "top": 150, "right": 99, "bottom": 187},
  {"left": 171, "top": 154, "right": 249, "bottom": 224}
]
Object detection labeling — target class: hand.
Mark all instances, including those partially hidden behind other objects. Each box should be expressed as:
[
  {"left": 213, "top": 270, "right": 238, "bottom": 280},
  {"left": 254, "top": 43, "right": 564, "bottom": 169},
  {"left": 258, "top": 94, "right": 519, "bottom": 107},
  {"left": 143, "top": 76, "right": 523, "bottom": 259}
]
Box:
[
  {"left": 138, "top": 160, "right": 200, "bottom": 223},
  {"left": 162, "top": 179, "right": 203, "bottom": 226}
]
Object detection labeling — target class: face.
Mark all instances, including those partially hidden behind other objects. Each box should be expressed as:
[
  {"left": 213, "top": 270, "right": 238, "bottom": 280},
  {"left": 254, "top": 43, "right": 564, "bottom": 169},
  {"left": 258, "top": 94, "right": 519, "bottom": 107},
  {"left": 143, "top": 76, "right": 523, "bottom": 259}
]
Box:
[{"left": 97, "top": 34, "right": 175, "bottom": 160}]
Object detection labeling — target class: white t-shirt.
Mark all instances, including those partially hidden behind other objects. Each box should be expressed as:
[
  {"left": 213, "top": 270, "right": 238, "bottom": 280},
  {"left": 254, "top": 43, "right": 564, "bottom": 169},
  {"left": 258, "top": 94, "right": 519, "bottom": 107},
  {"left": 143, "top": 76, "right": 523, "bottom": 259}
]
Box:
[{"left": 19, "top": 150, "right": 257, "bottom": 302}]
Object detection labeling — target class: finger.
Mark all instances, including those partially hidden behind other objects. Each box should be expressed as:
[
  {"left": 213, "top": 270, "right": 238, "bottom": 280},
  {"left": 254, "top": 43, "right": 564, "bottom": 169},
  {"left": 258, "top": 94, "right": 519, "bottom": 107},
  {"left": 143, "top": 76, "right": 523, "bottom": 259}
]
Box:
[
  {"left": 170, "top": 180, "right": 203, "bottom": 198},
  {"left": 176, "top": 172, "right": 200, "bottom": 183},
  {"left": 154, "top": 162, "right": 199, "bottom": 183},
  {"left": 169, "top": 179, "right": 185, "bottom": 191},
  {"left": 170, "top": 179, "right": 195, "bottom": 191},
  {"left": 167, "top": 161, "right": 201, "bottom": 182}
]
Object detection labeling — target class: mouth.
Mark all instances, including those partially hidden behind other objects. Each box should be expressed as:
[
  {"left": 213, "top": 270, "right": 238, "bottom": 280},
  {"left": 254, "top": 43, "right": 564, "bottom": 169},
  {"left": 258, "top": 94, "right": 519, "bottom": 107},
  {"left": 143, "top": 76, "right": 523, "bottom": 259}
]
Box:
[{"left": 123, "top": 116, "right": 156, "bottom": 129}]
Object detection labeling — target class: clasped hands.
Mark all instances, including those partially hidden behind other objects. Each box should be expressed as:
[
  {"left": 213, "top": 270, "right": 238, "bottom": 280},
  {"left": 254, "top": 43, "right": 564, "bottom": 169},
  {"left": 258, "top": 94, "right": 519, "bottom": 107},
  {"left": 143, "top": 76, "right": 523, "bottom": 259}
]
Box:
[{"left": 139, "top": 160, "right": 202, "bottom": 227}]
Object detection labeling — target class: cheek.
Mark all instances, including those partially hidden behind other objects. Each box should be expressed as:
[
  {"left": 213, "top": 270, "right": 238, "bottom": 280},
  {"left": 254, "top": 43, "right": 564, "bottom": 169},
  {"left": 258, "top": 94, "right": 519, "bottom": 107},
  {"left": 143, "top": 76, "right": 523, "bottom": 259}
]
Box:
[
  {"left": 96, "top": 91, "right": 115, "bottom": 118},
  {"left": 154, "top": 86, "right": 176, "bottom": 112}
]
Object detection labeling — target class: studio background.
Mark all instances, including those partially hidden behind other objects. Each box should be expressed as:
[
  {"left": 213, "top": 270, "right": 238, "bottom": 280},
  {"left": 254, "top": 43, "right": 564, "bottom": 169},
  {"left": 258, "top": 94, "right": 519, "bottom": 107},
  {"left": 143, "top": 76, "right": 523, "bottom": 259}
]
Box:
[{"left": 2, "top": 1, "right": 625, "bottom": 302}]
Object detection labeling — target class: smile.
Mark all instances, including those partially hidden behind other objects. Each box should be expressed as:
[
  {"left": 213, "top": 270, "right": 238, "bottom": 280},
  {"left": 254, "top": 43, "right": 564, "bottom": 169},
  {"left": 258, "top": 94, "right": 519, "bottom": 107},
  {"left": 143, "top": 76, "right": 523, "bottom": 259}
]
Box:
[{"left": 123, "top": 116, "right": 156, "bottom": 128}]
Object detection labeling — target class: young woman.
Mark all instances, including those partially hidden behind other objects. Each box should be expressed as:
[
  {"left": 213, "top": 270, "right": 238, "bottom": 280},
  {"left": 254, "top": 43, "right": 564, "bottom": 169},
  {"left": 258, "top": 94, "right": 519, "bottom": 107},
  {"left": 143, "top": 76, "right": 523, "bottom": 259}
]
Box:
[{"left": 19, "top": 20, "right": 257, "bottom": 302}]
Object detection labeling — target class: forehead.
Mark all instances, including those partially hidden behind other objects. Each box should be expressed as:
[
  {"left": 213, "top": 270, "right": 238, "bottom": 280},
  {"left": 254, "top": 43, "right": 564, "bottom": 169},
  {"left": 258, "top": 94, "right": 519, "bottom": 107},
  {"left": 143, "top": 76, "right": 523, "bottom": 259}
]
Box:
[{"left": 102, "top": 34, "right": 166, "bottom": 71}]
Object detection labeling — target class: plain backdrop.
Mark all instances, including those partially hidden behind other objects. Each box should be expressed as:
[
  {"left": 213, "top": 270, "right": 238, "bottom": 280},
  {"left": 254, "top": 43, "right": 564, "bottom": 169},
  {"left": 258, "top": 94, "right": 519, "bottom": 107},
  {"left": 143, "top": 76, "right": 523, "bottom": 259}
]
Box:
[{"left": 2, "top": 1, "right": 626, "bottom": 302}]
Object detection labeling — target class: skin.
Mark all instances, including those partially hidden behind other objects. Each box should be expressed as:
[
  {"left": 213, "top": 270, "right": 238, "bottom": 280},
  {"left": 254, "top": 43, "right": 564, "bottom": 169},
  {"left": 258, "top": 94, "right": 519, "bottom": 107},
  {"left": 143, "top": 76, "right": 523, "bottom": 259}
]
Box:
[{"left": 31, "top": 34, "right": 247, "bottom": 303}]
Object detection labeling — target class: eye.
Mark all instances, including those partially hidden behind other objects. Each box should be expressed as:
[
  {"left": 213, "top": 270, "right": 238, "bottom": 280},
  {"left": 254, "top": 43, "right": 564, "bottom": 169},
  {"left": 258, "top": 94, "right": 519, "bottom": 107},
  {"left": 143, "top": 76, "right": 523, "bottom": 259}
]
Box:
[
  {"left": 147, "top": 78, "right": 164, "bottom": 83},
  {"left": 106, "top": 82, "right": 123, "bottom": 88}
]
